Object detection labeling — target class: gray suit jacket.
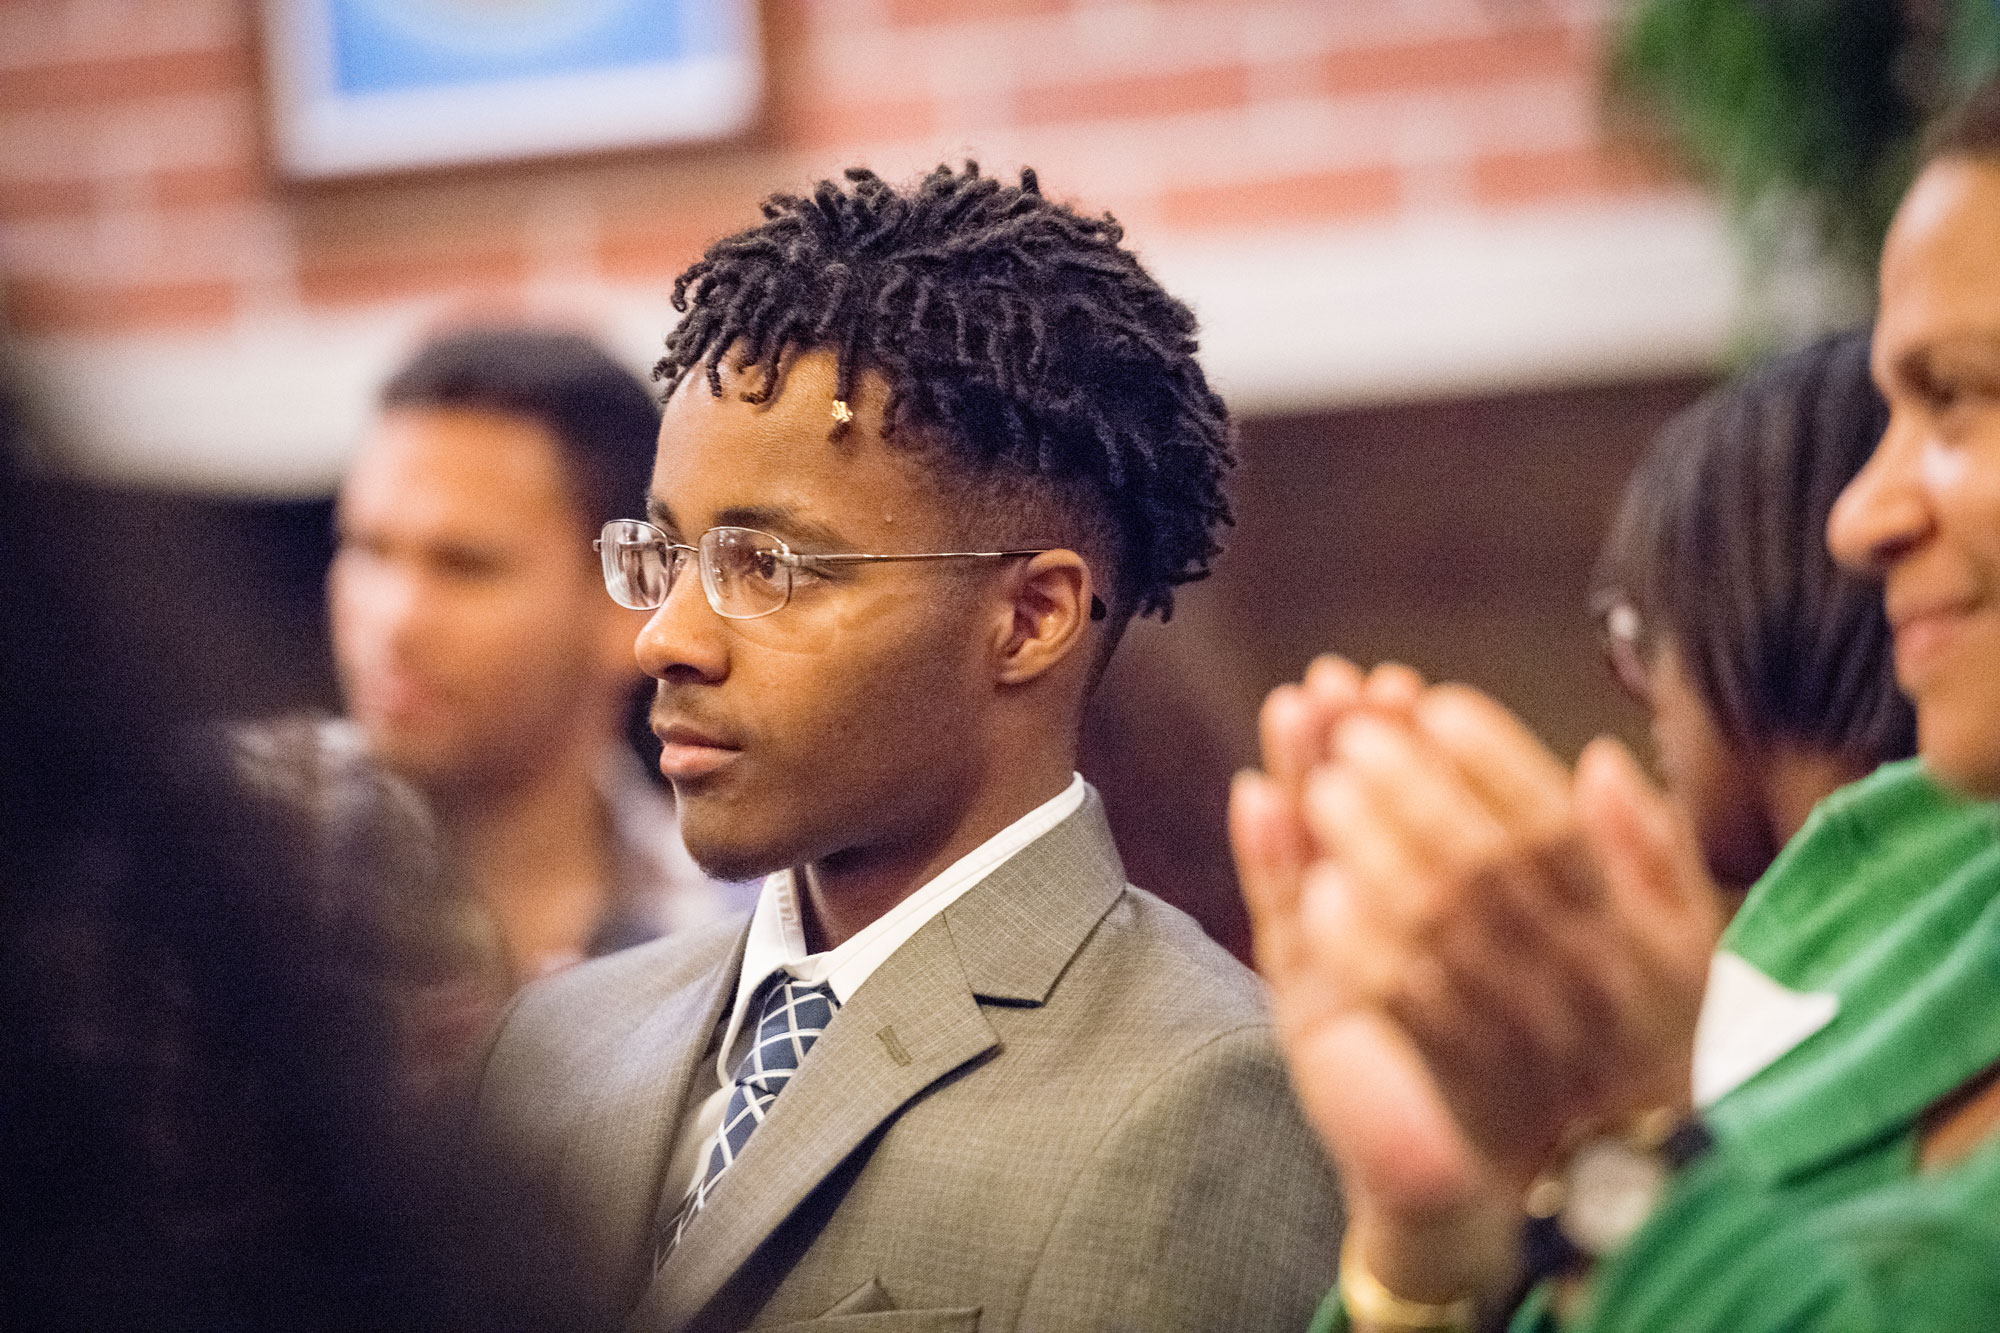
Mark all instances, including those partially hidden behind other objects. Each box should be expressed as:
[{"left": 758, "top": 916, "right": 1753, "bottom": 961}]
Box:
[{"left": 474, "top": 791, "right": 1342, "bottom": 1333}]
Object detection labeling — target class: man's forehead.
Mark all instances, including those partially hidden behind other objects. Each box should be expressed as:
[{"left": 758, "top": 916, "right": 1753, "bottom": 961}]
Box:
[
  {"left": 643, "top": 492, "right": 853, "bottom": 548},
  {"left": 355, "top": 408, "right": 575, "bottom": 496},
  {"left": 341, "top": 412, "right": 583, "bottom": 538},
  {"left": 649, "top": 376, "right": 958, "bottom": 545},
  {"left": 646, "top": 411, "right": 832, "bottom": 525}
]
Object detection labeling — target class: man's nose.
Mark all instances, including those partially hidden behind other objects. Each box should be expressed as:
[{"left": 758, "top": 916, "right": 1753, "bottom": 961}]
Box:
[
  {"left": 333, "top": 554, "right": 425, "bottom": 648},
  {"left": 1828, "top": 411, "right": 1933, "bottom": 576},
  {"left": 634, "top": 565, "right": 728, "bottom": 683}
]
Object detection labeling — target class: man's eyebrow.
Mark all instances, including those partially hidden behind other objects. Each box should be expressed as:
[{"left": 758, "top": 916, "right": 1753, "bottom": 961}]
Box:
[
  {"left": 1887, "top": 344, "right": 1950, "bottom": 399},
  {"left": 1890, "top": 334, "right": 2000, "bottom": 384},
  {"left": 716, "top": 505, "right": 851, "bottom": 551},
  {"left": 644, "top": 497, "right": 676, "bottom": 531}
]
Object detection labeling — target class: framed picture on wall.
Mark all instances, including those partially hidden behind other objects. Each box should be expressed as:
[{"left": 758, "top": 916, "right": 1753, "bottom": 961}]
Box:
[{"left": 261, "top": 0, "right": 762, "bottom": 178}]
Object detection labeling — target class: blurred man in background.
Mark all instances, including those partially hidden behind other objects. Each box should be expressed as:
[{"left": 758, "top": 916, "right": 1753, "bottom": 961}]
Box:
[{"left": 318, "top": 326, "right": 750, "bottom": 984}]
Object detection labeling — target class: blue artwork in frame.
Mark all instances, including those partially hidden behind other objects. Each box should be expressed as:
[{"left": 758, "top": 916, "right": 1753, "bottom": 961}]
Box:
[{"left": 262, "top": 0, "right": 761, "bottom": 177}]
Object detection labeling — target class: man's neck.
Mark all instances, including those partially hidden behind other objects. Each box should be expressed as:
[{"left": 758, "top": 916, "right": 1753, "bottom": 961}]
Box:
[
  {"left": 432, "top": 734, "right": 619, "bottom": 979},
  {"left": 798, "top": 750, "right": 1075, "bottom": 954}
]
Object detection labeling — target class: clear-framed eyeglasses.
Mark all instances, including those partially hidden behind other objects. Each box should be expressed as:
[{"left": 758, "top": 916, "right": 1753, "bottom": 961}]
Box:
[
  {"left": 1593, "top": 591, "right": 1654, "bottom": 707},
  {"left": 594, "top": 519, "right": 1053, "bottom": 620}
]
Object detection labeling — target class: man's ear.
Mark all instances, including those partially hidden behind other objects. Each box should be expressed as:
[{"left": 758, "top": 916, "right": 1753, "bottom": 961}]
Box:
[{"left": 994, "top": 550, "right": 1092, "bottom": 686}]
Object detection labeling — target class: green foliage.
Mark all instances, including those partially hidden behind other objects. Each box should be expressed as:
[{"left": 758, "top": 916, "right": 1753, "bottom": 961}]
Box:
[{"left": 1613, "top": 0, "right": 2000, "bottom": 282}]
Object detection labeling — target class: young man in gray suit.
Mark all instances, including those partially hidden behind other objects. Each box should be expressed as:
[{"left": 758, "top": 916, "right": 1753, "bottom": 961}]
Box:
[{"left": 474, "top": 164, "right": 1341, "bottom": 1333}]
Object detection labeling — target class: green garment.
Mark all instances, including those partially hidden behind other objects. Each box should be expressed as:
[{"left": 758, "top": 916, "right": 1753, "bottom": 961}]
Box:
[{"left": 1310, "top": 758, "right": 2000, "bottom": 1333}]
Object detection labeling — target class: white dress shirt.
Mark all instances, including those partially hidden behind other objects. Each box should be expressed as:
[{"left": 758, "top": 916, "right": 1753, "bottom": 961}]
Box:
[{"left": 659, "top": 773, "right": 1088, "bottom": 1206}]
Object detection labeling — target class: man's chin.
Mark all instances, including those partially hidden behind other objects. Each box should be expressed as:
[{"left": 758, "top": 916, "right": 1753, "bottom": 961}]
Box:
[
  {"left": 357, "top": 727, "right": 461, "bottom": 792},
  {"left": 683, "top": 838, "right": 790, "bottom": 884},
  {"left": 677, "top": 807, "right": 795, "bottom": 883},
  {"left": 675, "top": 780, "right": 863, "bottom": 884}
]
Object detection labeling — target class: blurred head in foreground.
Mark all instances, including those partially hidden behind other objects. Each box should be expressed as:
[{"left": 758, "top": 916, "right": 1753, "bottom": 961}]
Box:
[
  {"left": 1594, "top": 330, "right": 1916, "bottom": 892},
  {"left": 331, "top": 326, "right": 656, "bottom": 800},
  {"left": 1831, "top": 77, "right": 2000, "bottom": 801},
  {"left": 0, "top": 364, "right": 463, "bottom": 1330}
]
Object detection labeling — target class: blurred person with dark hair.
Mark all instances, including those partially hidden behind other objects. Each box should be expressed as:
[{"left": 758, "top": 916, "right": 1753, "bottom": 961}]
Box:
[
  {"left": 0, "top": 362, "right": 471, "bottom": 1330},
  {"left": 1235, "top": 76, "right": 2000, "bottom": 1333},
  {"left": 1592, "top": 328, "right": 1916, "bottom": 898},
  {"left": 476, "top": 163, "right": 1340, "bottom": 1333},
  {"left": 309, "top": 326, "right": 751, "bottom": 987}
]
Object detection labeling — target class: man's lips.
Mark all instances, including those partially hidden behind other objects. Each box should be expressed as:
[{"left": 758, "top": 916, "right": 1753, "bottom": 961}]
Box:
[{"left": 654, "top": 721, "right": 742, "bottom": 780}]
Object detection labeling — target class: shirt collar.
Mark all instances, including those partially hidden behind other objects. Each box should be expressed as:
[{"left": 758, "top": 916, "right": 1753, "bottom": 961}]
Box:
[{"left": 716, "top": 773, "right": 1087, "bottom": 1080}]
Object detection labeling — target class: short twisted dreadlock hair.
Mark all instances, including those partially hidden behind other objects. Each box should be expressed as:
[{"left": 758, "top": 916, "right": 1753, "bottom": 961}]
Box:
[{"left": 653, "top": 162, "right": 1235, "bottom": 623}]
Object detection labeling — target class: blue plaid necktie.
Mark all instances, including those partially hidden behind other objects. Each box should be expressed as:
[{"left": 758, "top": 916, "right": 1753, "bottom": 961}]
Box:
[{"left": 667, "top": 974, "right": 839, "bottom": 1251}]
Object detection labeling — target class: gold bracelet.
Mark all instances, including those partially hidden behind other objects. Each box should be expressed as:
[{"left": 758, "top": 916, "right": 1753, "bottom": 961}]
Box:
[{"left": 1338, "top": 1230, "right": 1477, "bottom": 1332}]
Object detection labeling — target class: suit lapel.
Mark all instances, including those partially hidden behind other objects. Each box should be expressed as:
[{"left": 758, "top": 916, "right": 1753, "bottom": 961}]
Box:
[
  {"left": 632, "top": 917, "right": 997, "bottom": 1330},
  {"left": 566, "top": 927, "right": 748, "bottom": 1307},
  {"left": 943, "top": 789, "right": 1127, "bottom": 1004},
  {"left": 627, "top": 791, "right": 1129, "bottom": 1332}
]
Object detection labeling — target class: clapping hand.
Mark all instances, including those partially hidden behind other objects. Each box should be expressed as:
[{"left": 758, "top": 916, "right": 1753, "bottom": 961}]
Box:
[{"left": 1231, "top": 659, "right": 1720, "bottom": 1304}]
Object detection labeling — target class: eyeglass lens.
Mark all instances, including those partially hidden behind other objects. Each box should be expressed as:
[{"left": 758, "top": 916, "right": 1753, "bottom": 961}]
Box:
[
  {"left": 601, "top": 520, "right": 675, "bottom": 610},
  {"left": 598, "top": 521, "right": 793, "bottom": 619},
  {"left": 700, "top": 526, "right": 790, "bottom": 618}
]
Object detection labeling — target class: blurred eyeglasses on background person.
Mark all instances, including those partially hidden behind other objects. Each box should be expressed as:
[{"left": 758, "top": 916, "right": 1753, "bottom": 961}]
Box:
[{"left": 1595, "top": 592, "right": 1653, "bottom": 706}]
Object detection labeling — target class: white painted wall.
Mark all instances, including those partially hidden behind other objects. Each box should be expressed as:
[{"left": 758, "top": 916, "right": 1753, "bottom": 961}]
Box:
[{"left": 16, "top": 195, "right": 1744, "bottom": 496}]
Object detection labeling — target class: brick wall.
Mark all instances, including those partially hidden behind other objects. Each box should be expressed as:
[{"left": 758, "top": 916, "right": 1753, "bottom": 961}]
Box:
[
  {"left": 0, "top": 0, "right": 1731, "bottom": 489},
  {"left": 0, "top": 0, "right": 1683, "bottom": 331}
]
